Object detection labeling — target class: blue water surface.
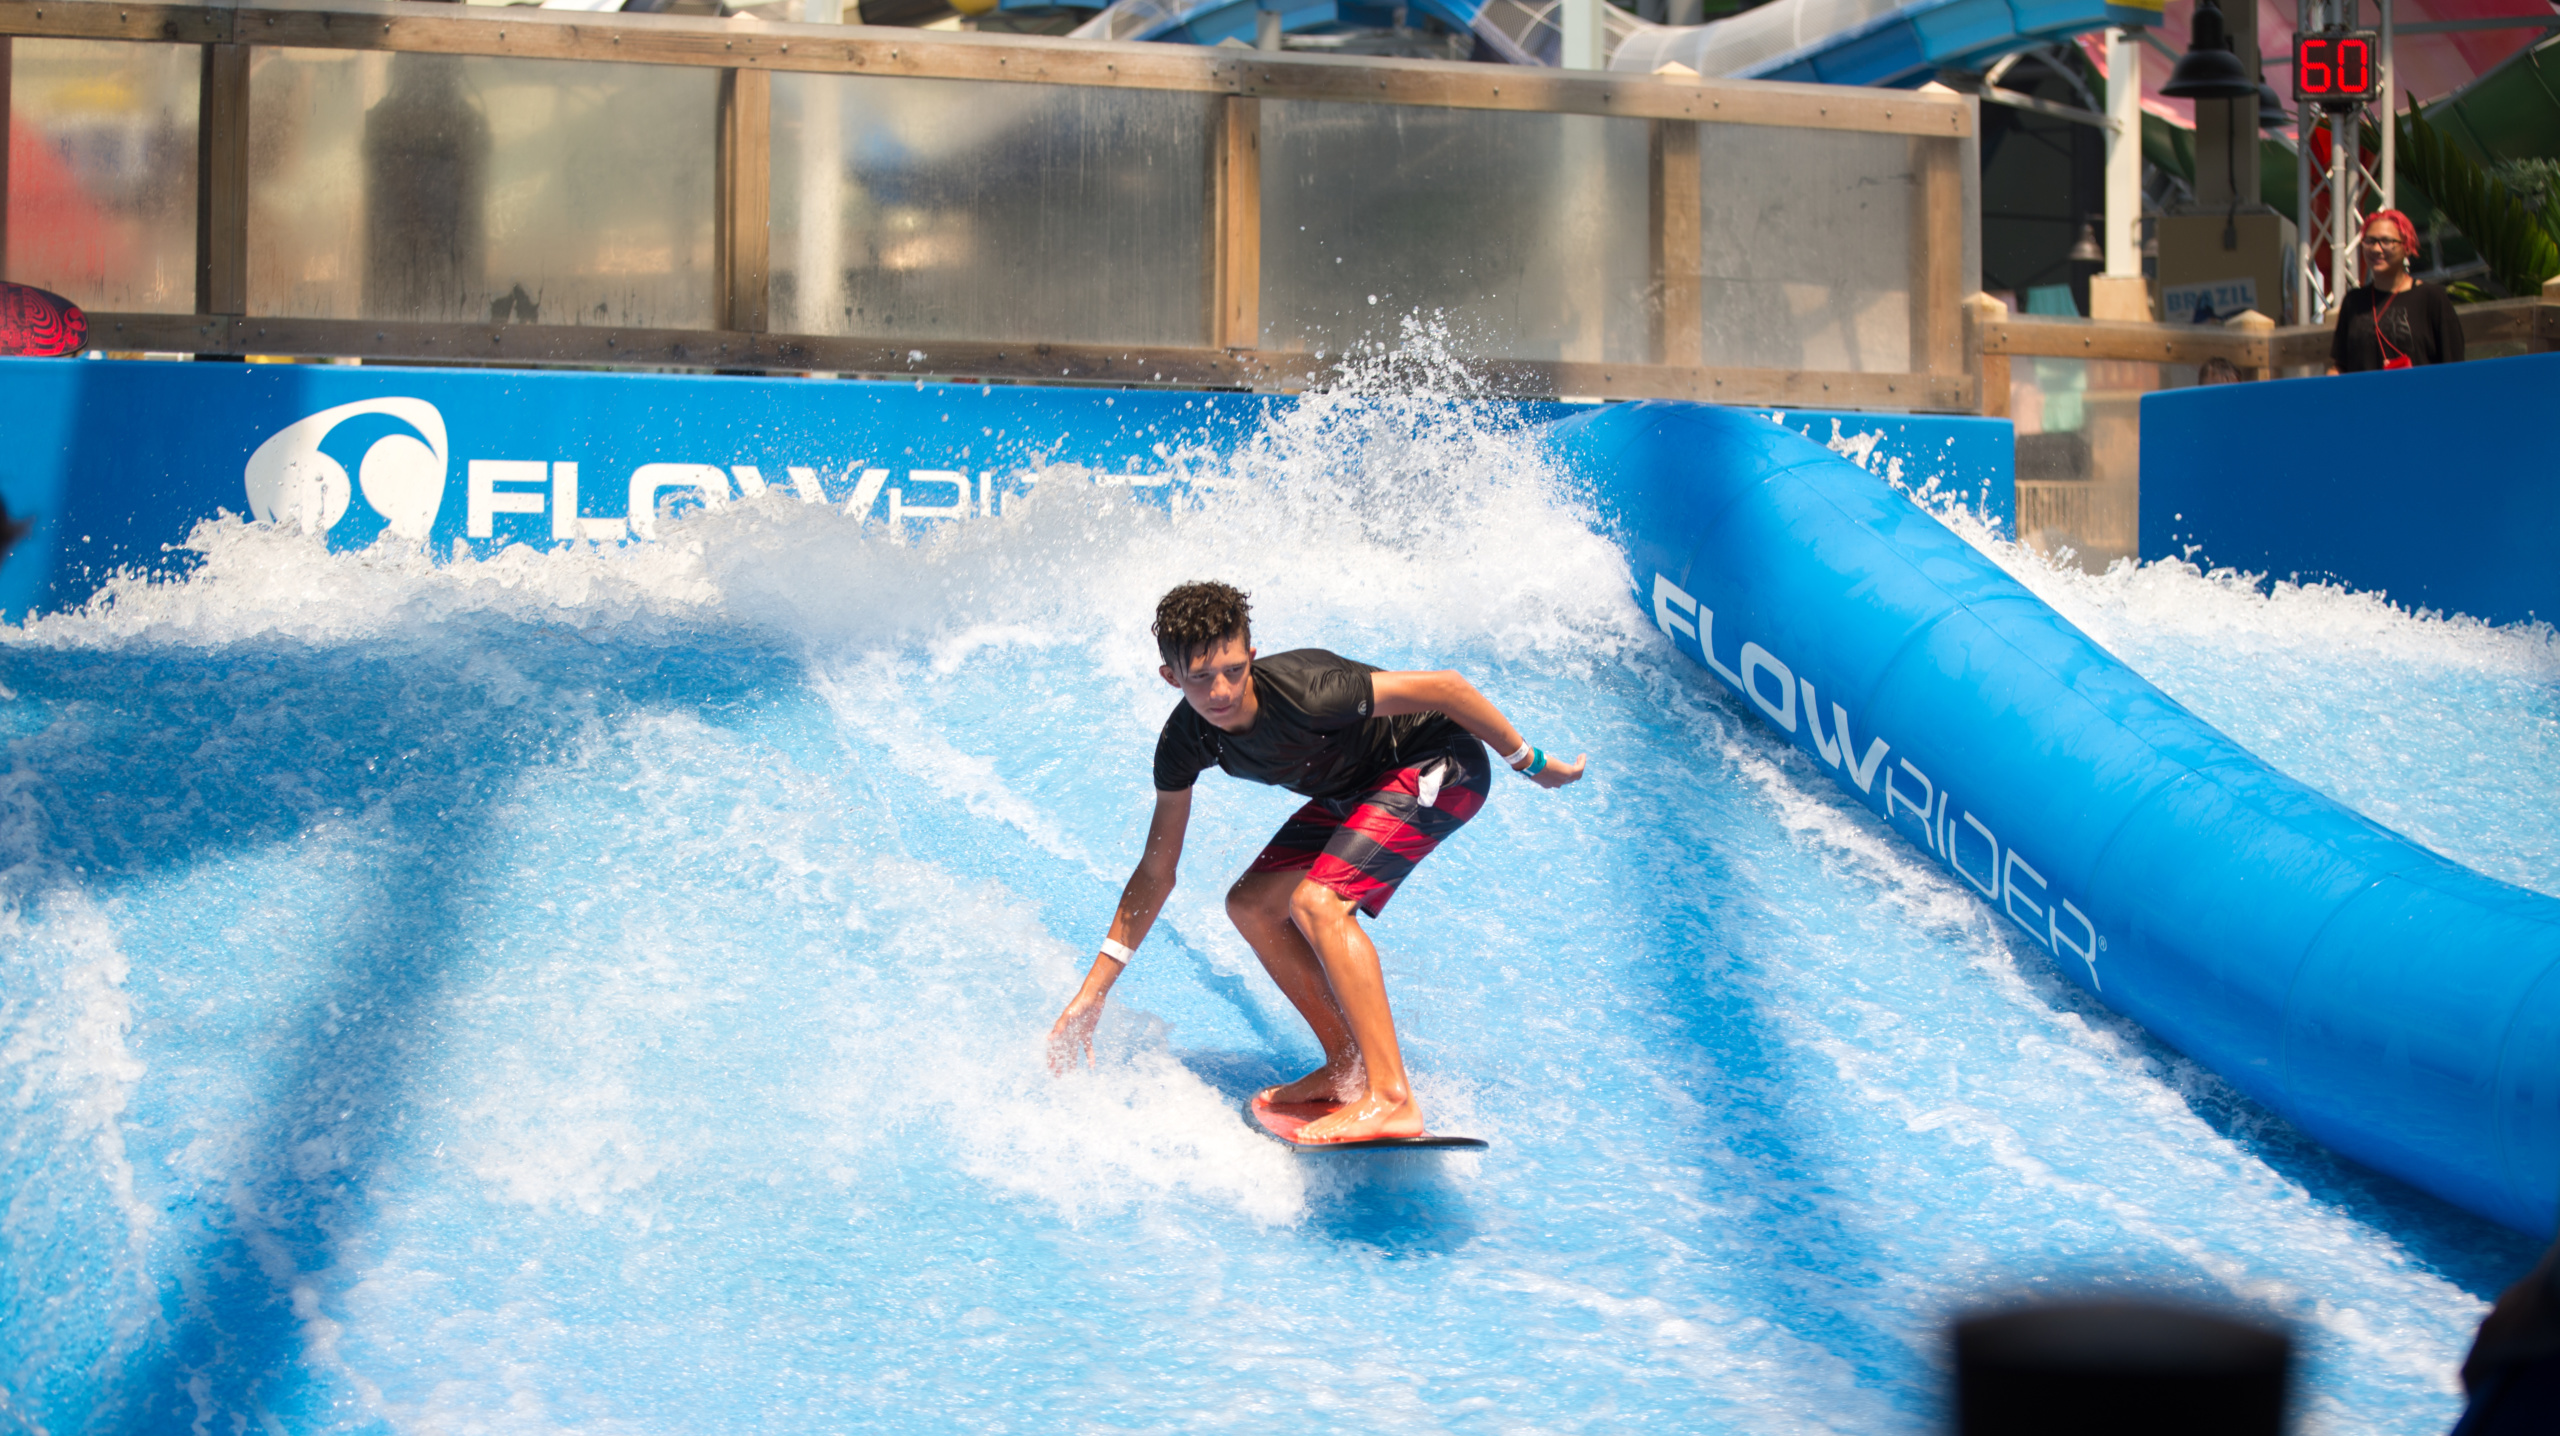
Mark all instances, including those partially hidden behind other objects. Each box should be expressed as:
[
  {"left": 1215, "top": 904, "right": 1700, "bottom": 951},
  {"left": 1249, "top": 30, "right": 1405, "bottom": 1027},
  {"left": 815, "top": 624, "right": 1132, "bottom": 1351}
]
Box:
[{"left": 0, "top": 392, "right": 2544, "bottom": 1435}]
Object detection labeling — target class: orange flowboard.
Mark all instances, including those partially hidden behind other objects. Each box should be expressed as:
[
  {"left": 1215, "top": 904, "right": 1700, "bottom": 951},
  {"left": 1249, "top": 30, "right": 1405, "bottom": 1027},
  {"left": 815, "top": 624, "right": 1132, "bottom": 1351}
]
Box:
[{"left": 1245, "top": 1094, "right": 1488, "bottom": 1152}]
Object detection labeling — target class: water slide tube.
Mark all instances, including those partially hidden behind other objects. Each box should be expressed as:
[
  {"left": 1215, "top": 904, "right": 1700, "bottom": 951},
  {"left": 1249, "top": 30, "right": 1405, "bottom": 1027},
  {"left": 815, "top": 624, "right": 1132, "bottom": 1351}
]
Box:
[
  {"left": 1071, "top": 0, "right": 2155, "bottom": 87},
  {"left": 1550, "top": 399, "right": 2560, "bottom": 1238},
  {"left": 1068, "top": 0, "right": 1539, "bottom": 63},
  {"left": 1602, "top": 0, "right": 2155, "bottom": 84}
]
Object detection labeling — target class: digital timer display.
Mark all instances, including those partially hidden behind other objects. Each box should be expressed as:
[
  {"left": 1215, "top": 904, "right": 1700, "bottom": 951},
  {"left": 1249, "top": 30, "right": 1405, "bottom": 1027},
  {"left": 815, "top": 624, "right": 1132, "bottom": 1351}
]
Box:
[{"left": 2293, "top": 29, "right": 2382, "bottom": 107}]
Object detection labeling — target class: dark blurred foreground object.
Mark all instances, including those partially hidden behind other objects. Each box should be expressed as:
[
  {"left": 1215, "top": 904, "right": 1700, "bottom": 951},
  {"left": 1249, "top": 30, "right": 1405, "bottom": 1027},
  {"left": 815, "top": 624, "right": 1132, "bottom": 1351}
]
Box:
[
  {"left": 1956, "top": 1299, "right": 2290, "bottom": 1436},
  {"left": 0, "top": 498, "right": 32, "bottom": 571},
  {"left": 0, "top": 281, "right": 88, "bottom": 357},
  {"left": 2453, "top": 1242, "right": 2560, "bottom": 1436}
]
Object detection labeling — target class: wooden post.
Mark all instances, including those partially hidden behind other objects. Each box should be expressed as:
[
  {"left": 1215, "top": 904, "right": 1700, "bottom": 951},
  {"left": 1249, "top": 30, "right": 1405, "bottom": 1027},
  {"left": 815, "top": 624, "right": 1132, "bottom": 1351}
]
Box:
[
  {"left": 1909, "top": 133, "right": 1964, "bottom": 382},
  {"left": 717, "top": 67, "right": 771, "bottom": 334},
  {"left": 1, "top": 39, "right": 13, "bottom": 275},
  {"left": 2222, "top": 306, "right": 2274, "bottom": 380},
  {"left": 196, "top": 43, "right": 250, "bottom": 316},
  {"left": 1212, "top": 95, "right": 1259, "bottom": 351},
  {"left": 1962, "top": 290, "right": 2009, "bottom": 417},
  {"left": 1648, "top": 118, "right": 1700, "bottom": 369}
]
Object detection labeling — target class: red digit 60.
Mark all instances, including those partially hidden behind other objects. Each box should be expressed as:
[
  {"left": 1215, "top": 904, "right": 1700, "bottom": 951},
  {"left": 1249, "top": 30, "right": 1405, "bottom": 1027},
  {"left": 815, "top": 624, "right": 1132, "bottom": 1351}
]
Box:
[{"left": 2300, "top": 36, "right": 2331, "bottom": 92}]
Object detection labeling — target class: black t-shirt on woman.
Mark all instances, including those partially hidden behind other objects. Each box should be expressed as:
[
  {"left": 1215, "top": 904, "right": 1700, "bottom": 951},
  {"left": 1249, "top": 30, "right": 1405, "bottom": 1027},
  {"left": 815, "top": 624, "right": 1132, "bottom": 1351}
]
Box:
[
  {"left": 1152, "top": 648, "right": 1463, "bottom": 800},
  {"left": 2331, "top": 279, "right": 2465, "bottom": 373}
]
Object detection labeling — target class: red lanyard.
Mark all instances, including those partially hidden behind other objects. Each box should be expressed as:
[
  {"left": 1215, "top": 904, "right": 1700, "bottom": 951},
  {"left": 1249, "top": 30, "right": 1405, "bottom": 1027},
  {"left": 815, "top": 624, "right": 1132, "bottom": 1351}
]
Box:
[{"left": 2373, "top": 288, "right": 2412, "bottom": 369}]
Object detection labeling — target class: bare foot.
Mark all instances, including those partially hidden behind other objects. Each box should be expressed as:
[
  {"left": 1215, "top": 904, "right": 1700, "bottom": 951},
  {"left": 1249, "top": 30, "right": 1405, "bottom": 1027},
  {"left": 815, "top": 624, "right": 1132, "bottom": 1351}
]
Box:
[
  {"left": 1294, "top": 1091, "right": 1424, "bottom": 1143},
  {"left": 1259, "top": 1058, "right": 1361, "bottom": 1107}
]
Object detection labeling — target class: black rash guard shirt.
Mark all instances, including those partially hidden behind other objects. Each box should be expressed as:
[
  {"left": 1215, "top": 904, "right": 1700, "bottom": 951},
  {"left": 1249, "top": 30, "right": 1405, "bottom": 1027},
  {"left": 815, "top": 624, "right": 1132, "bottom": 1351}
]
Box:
[
  {"left": 1152, "top": 648, "right": 1464, "bottom": 801},
  {"left": 2331, "top": 280, "right": 2465, "bottom": 373}
]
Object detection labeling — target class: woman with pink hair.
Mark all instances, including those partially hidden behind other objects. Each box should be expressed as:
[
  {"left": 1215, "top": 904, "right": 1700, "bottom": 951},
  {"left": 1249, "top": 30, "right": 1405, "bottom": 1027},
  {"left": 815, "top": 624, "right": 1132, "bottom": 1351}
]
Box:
[{"left": 2328, "top": 208, "right": 2466, "bottom": 374}]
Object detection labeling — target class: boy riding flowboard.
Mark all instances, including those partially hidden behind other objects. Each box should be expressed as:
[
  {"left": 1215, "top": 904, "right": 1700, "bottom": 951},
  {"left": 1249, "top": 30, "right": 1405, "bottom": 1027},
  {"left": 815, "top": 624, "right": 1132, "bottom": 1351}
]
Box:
[{"left": 1046, "top": 582, "right": 1585, "bottom": 1145}]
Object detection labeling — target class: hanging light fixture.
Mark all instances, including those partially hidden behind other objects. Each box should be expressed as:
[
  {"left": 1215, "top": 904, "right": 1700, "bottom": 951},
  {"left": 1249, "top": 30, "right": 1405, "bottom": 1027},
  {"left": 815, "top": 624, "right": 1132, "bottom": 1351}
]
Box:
[
  {"left": 2068, "top": 220, "right": 2104, "bottom": 264},
  {"left": 2162, "top": 0, "right": 2260, "bottom": 251},
  {"left": 2161, "top": 0, "right": 2256, "bottom": 100},
  {"left": 2257, "top": 80, "right": 2291, "bottom": 130}
]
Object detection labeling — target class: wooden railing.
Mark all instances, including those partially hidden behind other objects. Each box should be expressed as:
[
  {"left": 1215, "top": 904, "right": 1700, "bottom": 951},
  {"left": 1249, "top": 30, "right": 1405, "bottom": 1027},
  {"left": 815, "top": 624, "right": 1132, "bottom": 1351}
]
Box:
[
  {"left": 1973, "top": 290, "right": 2560, "bottom": 415},
  {"left": 13, "top": 3, "right": 2543, "bottom": 412},
  {"left": 0, "top": 0, "right": 1976, "bottom": 408},
  {"left": 1983, "top": 286, "right": 2558, "bottom": 567}
]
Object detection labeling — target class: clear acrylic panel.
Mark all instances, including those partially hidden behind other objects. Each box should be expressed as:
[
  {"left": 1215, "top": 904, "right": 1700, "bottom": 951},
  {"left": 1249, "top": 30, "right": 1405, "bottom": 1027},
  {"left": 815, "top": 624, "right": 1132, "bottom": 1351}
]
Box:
[
  {"left": 1259, "top": 103, "right": 1651, "bottom": 363},
  {"left": 5, "top": 39, "right": 200, "bottom": 314},
  {"left": 769, "top": 73, "right": 1215, "bottom": 347},
  {"left": 2010, "top": 355, "right": 2199, "bottom": 568},
  {"left": 1694, "top": 125, "right": 1918, "bottom": 373},
  {"left": 246, "top": 50, "right": 718, "bottom": 327}
]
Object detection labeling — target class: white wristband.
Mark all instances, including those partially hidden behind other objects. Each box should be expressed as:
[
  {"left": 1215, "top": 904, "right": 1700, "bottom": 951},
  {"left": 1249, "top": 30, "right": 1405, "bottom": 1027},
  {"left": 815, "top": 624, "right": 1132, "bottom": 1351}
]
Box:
[
  {"left": 1098, "top": 937, "right": 1135, "bottom": 964},
  {"left": 1502, "top": 741, "right": 1534, "bottom": 769}
]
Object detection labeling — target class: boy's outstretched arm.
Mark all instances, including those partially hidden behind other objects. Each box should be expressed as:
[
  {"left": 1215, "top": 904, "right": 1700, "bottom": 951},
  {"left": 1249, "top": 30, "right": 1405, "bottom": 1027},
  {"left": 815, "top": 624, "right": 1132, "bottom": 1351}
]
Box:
[
  {"left": 1047, "top": 785, "right": 1193, "bottom": 1073},
  {"left": 1372, "top": 670, "right": 1587, "bottom": 789}
]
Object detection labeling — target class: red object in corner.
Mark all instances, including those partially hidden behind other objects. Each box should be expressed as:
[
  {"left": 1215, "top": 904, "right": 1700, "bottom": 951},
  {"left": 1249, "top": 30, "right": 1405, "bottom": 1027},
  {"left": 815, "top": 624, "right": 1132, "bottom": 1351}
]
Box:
[{"left": 0, "top": 281, "right": 87, "bottom": 357}]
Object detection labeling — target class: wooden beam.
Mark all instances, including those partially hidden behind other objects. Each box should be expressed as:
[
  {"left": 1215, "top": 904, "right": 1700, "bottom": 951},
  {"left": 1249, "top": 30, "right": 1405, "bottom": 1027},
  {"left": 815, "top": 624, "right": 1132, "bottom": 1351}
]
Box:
[
  {"left": 2266, "top": 303, "right": 2557, "bottom": 367},
  {"left": 87, "top": 312, "right": 1322, "bottom": 386},
  {"left": 717, "top": 66, "right": 771, "bottom": 333},
  {"left": 82, "top": 311, "right": 1970, "bottom": 408},
  {"left": 1212, "top": 95, "right": 1259, "bottom": 351},
  {"left": 1981, "top": 315, "right": 2269, "bottom": 366},
  {"left": 1908, "top": 134, "right": 1963, "bottom": 378},
  {"left": 2448, "top": 296, "right": 2546, "bottom": 351},
  {"left": 1648, "top": 118, "right": 1700, "bottom": 368},
  {"left": 1490, "top": 357, "right": 1970, "bottom": 410},
  {"left": 0, "top": 3, "right": 1972, "bottom": 135},
  {"left": 0, "top": 1, "right": 227, "bottom": 45},
  {"left": 195, "top": 41, "right": 249, "bottom": 316}
]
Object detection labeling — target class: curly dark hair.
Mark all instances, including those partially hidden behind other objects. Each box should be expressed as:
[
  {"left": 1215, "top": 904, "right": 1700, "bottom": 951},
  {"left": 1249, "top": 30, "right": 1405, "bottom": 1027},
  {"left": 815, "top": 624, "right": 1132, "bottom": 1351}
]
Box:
[{"left": 1153, "top": 581, "right": 1252, "bottom": 670}]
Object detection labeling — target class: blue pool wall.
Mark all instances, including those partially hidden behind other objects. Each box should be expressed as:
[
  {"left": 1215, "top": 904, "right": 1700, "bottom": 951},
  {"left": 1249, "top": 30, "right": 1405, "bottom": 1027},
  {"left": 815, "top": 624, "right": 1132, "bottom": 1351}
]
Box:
[
  {"left": 2139, "top": 351, "right": 2560, "bottom": 627},
  {"left": 0, "top": 357, "right": 2011, "bottom": 621},
  {"left": 1555, "top": 399, "right": 2560, "bottom": 1237}
]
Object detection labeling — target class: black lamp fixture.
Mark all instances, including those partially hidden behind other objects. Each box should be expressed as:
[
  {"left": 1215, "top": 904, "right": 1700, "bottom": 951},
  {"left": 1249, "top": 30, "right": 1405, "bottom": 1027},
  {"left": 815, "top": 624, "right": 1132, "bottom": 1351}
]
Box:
[
  {"left": 2068, "top": 220, "right": 2104, "bottom": 264},
  {"left": 2258, "top": 80, "right": 2291, "bottom": 130},
  {"left": 2163, "top": 0, "right": 2261, "bottom": 251},
  {"left": 2161, "top": 0, "right": 2257, "bottom": 100}
]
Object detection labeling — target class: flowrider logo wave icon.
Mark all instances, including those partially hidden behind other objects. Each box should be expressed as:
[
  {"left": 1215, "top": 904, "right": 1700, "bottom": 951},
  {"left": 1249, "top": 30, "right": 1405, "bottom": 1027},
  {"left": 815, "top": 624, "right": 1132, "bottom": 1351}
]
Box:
[{"left": 244, "top": 399, "right": 450, "bottom": 539}]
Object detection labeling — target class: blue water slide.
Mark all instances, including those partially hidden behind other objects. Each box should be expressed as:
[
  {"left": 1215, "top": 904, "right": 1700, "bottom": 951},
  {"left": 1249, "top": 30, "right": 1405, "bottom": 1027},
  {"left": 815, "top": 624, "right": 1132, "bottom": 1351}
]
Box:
[
  {"left": 1071, "top": 0, "right": 2155, "bottom": 88},
  {"left": 1552, "top": 399, "right": 2560, "bottom": 1238},
  {"left": 1066, "top": 0, "right": 1539, "bottom": 61},
  {"left": 1611, "top": 0, "right": 2163, "bottom": 86}
]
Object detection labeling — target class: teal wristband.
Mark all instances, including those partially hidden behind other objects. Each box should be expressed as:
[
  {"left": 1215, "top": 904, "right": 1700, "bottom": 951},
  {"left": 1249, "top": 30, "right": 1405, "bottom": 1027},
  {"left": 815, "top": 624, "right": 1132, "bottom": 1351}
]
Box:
[{"left": 1526, "top": 748, "right": 1548, "bottom": 777}]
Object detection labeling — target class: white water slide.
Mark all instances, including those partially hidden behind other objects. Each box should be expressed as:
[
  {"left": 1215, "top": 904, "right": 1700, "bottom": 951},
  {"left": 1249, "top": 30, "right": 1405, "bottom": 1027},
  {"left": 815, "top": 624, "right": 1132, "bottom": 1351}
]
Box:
[{"left": 1071, "top": 0, "right": 2165, "bottom": 82}]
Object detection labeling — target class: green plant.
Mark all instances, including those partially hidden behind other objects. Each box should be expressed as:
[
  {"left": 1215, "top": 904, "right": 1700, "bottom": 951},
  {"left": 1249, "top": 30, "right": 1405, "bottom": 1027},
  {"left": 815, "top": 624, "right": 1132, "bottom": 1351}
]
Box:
[
  {"left": 2391, "top": 101, "right": 2560, "bottom": 297},
  {"left": 2491, "top": 158, "right": 2560, "bottom": 211}
]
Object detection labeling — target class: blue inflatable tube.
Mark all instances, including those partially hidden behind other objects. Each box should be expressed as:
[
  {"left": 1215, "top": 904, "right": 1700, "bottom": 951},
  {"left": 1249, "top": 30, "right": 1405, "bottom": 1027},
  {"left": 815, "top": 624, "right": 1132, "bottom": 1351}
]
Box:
[{"left": 1552, "top": 401, "right": 2560, "bottom": 1236}]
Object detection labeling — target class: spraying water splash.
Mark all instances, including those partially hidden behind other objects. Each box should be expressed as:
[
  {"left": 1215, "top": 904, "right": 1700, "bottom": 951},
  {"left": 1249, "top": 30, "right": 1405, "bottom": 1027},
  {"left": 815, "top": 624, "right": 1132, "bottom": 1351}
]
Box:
[{"left": 0, "top": 374, "right": 2543, "bottom": 1434}]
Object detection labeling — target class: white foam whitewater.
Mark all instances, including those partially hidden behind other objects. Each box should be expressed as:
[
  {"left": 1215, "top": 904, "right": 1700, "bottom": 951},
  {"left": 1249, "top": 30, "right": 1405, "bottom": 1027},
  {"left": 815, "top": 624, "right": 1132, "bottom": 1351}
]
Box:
[{"left": 0, "top": 358, "right": 2541, "bottom": 1434}]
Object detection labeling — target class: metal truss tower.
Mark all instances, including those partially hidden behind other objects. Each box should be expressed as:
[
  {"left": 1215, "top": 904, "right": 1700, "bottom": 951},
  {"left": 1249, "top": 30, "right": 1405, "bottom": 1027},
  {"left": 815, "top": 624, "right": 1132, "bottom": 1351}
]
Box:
[{"left": 2296, "top": 0, "right": 2396, "bottom": 322}]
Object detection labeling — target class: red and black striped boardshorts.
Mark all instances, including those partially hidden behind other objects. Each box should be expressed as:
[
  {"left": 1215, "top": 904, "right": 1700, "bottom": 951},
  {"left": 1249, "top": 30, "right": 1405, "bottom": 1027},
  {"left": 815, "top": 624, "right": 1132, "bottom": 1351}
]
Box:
[{"left": 1246, "top": 739, "right": 1492, "bottom": 917}]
